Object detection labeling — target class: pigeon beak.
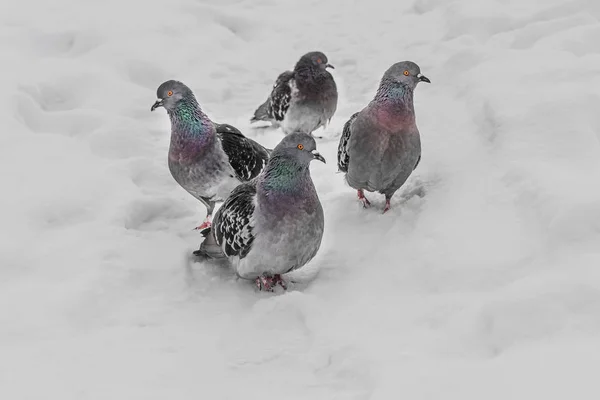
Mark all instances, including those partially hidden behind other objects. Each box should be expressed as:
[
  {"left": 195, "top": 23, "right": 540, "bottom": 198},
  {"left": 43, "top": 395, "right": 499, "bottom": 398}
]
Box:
[
  {"left": 418, "top": 74, "right": 431, "bottom": 83},
  {"left": 151, "top": 99, "right": 164, "bottom": 111},
  {"left": 326, "top": 63, "right": 335, "bottom": 69},
  {"left": 311, "top": 150, "right": 326, "bottom": 163}
]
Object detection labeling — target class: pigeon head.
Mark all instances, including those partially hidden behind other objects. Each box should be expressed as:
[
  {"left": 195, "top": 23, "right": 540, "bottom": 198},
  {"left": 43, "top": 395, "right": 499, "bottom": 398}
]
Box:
[
  {"left": 151, "top": 80, "right": 196, "bottom": 112},
  {"left": 383, "top": 61, "right": 431, "bottom": 89},
  {"left": 273, "top": 132, "right": 326, "bottom": 164},
  {"left": 295, "top": 51, "right": 334, "bottom": 71}
]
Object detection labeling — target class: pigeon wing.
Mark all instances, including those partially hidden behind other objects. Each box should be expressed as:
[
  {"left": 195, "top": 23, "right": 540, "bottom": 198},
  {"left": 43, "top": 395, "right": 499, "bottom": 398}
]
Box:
[
  {"left": 215, "top": 123, "right": 270, "bottom": 182},
  {"left": 268, "top": 70, "right": 294, "bottom": 122},
  {"left": 213, "top": 182, "right": 257, "bottom": 259},
  {"left": 337, "top": 112, "right": 359, "bottom": 172}
]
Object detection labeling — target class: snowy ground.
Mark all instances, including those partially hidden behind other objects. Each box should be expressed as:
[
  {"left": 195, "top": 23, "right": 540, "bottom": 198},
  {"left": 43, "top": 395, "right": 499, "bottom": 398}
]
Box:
[{"left": 2, "top": 0, "right": 600, "bottom": 398}]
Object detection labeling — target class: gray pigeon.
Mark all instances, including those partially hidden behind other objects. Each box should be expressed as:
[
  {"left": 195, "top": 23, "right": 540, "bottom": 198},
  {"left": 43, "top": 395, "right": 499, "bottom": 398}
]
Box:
[
  {"left": 251, "top": 51, "right": 338, "bottom": 137},
  {"left": 337, "top": 61, "right": 430, "bottom": 213},
  {"left": 194, "top": 132, "right": 326, "bottom": 291},
  {"left": 151, "top": 80, "right": 270, "bottom": 230}
]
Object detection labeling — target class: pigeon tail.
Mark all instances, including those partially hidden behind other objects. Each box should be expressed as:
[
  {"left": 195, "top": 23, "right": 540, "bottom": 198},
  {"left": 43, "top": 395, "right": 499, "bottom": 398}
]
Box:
[
  {"left": 251, "top": 99, "right": 271, "bottom": 123},
  {"left": 194, "top": 227, "right": 227, "bottom": 259}
]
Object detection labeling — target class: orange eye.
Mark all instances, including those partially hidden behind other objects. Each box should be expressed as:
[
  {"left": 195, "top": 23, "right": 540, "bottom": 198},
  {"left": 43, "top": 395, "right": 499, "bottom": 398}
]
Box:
[
  {"left": 167, "top": 90, "right": 173, "bottom": 96},
  {"left": 403, "top": 70, "right": 409, "bottom": 76},
  {"left": 316, "top": 58, "right": 322, "bottom": 64},
  {"left": 297, "top": 144, "right": 304, "bottom": 150}
]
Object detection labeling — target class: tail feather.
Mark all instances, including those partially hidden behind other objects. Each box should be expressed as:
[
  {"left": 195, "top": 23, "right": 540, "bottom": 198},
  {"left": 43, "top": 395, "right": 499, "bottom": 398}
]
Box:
[
  {"left": 250, "top": 99, "right": 271, "bottom": 123},
  {"left": 193, "top": 227, "right": 227, "bottom": 259}
]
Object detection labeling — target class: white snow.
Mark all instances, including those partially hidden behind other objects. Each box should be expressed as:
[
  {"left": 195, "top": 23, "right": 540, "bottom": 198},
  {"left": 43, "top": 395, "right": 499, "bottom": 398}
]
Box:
[{"left": 2, "top": 0, "right": 600, "bottom": 398}]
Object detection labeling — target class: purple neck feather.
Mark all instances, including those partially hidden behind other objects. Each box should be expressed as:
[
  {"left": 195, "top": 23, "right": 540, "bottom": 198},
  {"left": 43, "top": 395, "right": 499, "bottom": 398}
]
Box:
[
  {"left": 167, "top": 98, "right": 216, "bottom": 162},
  {"left": 371, "top": 79, "right": 416, "bottom": 126},
  {"left": 257, "top": 155, "right": 318, "bottom": 214}
]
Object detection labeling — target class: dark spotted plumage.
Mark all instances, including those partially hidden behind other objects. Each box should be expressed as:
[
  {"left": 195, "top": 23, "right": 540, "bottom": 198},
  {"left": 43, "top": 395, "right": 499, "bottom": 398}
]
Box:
[
  {"left": 251, "top": 51, "right": 338, "bottom": 135},
  {"left": 250, "top": 71, "right": 293, "bottom": 124},
  {"left": 337, "top": 111, "right": 359, "bottom": 172},
  {"left": 214, "top": 123, "right": 270, "bottom": 181},
  {"left": 212, "top": 182, "right": 257, "bottom": 259},
  {"left": 268, "top": 71, "right": 293, "bottom": 121}
]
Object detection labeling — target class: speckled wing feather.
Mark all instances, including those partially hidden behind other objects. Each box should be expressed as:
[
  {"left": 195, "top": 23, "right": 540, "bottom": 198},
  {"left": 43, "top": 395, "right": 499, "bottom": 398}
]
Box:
[
  {"left": 215, "top": 123, "right": 270, "bottom": 181},
  {"left": 337, "top": 112, "right": 359, "bottom": 172},
  {"left": 267, "top": 70, "right": 294, "bottom": 122},
  {"left": 212, "top": 182, "right": 257, "bottom": 259}
]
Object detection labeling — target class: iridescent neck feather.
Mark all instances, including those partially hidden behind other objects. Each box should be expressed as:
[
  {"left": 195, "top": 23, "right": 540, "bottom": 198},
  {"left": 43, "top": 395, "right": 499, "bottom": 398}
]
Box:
[
  {"left": 168, "top": 97, "right": 211, "bottom": 132},
  {"left": 371, "top": 79, "right": 416, "bottom": 124},
  {"left": 168, "top": 97, "right": 215, "bottom": 159},
  {"left": 260, "top": 154, "right": 310, "bottom": 194},
  {"left": 375, "top": 78, "right": 414, "bottom": 104}
]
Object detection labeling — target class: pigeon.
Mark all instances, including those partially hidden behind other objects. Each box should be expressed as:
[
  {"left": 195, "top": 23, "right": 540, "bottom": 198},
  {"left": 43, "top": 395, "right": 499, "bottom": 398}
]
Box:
[
  {"left": 194, "top": 132, "right": 326, "bottom": 291},
  {"left": 151, "top": 80, "right": 271, "bottom": 230},
  {"left": 337, "top": 61, "right": 430, "bottom": 213},
  {"left": 250, "top": 51, "right": 338, "bottom": 137}
]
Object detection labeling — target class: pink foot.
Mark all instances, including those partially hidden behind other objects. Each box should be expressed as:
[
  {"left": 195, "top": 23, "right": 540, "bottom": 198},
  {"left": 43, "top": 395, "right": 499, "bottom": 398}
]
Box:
[
  {"left": 273, "top": 274, "right": 288, "bottom": 290},
  {"left": 193, "top": 219, "right": 212, "bottom": 231},
  {"left": 357, "top": 189, "right": 371, "bottom": 208},
  {"left": 255, "top": 274, "right": 287, "bottom": 292},
  {"left": 383, "top": 199, "right": 391, "bottom": 214}
]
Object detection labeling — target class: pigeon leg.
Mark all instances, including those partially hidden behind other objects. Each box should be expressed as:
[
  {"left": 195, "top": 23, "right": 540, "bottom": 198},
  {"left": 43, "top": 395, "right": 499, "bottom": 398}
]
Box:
[
  {"left": 255, "top": 274, "right": 288, "bottom": 291},
  {"left": 272, "top": 274, "right": 288, "bottom": 290},
  {"left": 194, "top": 198, "right": 215, "bottom": 230},
  {"left": 255, "top": 276, "right": 274, "bottom": 291},
  {"left": 193, "top": 214, "right": 212, "bottom": 230},
  {"left": 383, "top": 198, "right": 392, "bottom": 214},
  {"left": 357, "top": 189, "right": 371, "bottom": 208}
]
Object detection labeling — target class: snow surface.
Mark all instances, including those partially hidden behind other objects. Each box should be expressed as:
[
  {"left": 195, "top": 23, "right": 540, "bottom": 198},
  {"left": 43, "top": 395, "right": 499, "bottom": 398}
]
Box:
[{"left": 2, "top": 0, "right": 600, "bottom": 398}]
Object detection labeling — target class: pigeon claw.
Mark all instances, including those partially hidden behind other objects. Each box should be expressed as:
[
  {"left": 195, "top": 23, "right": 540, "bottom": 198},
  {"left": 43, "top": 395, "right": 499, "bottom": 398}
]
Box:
[
  {"left": 383, "top": 199, "right": 391, "bottom": 214},
  {"left": 194, "top": 219, "right": 212, "bottom": 231},
  {"left": 255, "top": 274, "right": 287, "bottom": 292},
  {"left": 275, "top": 275, "right": 288, "bottom": 290},
  {"left": 357, "top": 190, "right": 371, "bottom": 208}
]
